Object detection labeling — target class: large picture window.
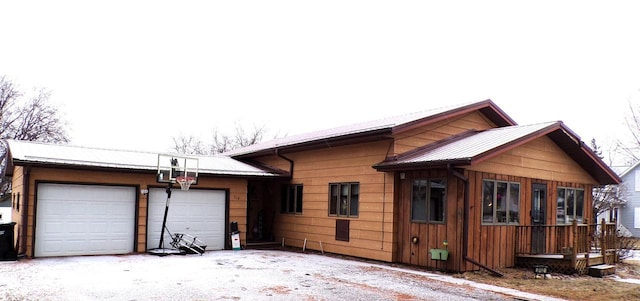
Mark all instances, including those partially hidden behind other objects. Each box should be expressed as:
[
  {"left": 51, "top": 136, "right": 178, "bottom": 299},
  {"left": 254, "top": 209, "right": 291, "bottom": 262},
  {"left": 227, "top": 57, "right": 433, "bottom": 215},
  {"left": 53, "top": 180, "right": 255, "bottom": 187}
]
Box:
[
  {"left": 482, "top": 180, "right": 520, "bottom": 224},
  {"left": 329, "top": 182, "right": 359, "bottom": 217},
  {"left": 411, "top": 179, "right": 446, "bottom": 223},
  {"left": 281, "top": 184, "right": 303, "bottom": 214},
  {"left": 556, "top": 187, "right": 584, "bottom": 224}
]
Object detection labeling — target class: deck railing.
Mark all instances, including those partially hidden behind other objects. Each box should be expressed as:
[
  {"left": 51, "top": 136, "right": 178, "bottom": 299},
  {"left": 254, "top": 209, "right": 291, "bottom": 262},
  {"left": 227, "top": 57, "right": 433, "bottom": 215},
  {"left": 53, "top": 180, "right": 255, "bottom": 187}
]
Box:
[{"left": 515, "top": 219, "right": 617, "bottom": 256}]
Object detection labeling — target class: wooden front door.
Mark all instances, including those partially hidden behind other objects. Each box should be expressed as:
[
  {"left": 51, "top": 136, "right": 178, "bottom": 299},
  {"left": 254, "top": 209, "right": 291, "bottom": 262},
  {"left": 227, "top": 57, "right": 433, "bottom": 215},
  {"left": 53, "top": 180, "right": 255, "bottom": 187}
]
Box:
[{"left": 531, "top": 183, "right": 547, "bottom": 254}]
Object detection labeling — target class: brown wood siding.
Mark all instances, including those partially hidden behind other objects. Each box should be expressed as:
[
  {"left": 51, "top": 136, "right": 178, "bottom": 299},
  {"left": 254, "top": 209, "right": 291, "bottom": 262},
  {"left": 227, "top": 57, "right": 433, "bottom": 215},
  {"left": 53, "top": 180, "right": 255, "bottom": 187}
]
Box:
[
  {"left": 16, "top": 166, "right": 247, "bottom": 258},
  {"left": 463, "top": 170, "right": 594, "bottom": 272},
  {"left": 394, "top": 111, "right": 496, "bottom": 155},
  {"left": 468, "top": 136, "right": 597, "bottom": 185},
  {"left": 395, "top": 169, "right": 466, "bottom": 271},
  {"left": 264, "top": 140, "right": 397, "bottom": 262}
]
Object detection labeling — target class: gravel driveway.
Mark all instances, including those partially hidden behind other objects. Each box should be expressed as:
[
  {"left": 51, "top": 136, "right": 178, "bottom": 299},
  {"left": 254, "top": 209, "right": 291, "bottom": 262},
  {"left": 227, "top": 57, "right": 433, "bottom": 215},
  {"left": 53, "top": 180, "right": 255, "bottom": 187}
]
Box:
[{"left": 0, "top": 249, "right": 562, "bottom": 301}]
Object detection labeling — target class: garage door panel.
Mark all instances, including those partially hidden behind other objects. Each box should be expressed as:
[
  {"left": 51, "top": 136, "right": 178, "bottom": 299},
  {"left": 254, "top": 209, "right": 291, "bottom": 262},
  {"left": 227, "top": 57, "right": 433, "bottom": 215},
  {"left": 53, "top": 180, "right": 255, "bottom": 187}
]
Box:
[
  {"left": 147, "top": 189, "right": 226, "bottom": 251},
  {"left": 35, "top": 184, "right": 136, "bottom": 257}
]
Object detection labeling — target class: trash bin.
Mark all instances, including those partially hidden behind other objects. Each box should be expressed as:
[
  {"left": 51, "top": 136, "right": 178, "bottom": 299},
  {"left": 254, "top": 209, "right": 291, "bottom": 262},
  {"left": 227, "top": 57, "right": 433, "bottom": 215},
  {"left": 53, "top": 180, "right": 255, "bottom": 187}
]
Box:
[{"left": 0, "top": 222, "right": 17, "bottom": 261}]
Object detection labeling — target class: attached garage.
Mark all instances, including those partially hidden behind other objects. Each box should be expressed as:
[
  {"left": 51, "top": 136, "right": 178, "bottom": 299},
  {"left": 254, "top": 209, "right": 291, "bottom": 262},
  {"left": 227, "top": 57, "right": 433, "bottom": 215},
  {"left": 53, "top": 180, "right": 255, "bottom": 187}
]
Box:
[
  {"left": 147, "top": 188, "right": 227, "bottom": 251},
  {"left": 34, "top": 183, "right": 137, "bottom": 257},
  {"left": 5, "top": 140, "right": 283, "bottom": 258}
]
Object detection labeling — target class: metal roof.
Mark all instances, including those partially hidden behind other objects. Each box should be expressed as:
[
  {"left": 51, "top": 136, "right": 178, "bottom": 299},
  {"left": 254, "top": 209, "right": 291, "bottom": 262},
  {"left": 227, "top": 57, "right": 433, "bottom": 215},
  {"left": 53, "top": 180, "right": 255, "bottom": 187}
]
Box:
[
  {"left": 375, "top": 121, "right": 560, "bottom": 167},
  {"left": 226, "top": 99, "right": 516, "bottom": 157},
  {"left": 4, "top": 140, "right": 282, "bottom": 177},
  {"left": 373, "top": 121, "right": 622, "bottom": 185}
]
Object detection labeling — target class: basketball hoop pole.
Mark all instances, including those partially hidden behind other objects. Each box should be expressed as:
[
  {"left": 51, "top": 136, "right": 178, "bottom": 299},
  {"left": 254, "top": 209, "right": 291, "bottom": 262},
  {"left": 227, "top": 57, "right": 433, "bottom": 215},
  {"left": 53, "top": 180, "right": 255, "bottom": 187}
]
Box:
[{"left": 158, "top": 182, "right": 173, "bottom": 249}]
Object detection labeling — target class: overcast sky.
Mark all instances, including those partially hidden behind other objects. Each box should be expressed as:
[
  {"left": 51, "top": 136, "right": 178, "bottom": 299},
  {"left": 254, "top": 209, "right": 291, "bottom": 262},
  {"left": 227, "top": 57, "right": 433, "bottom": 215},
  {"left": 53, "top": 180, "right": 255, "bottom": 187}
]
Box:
[{"left": 1, "top": 1, "right": 640, "bottom": 163}]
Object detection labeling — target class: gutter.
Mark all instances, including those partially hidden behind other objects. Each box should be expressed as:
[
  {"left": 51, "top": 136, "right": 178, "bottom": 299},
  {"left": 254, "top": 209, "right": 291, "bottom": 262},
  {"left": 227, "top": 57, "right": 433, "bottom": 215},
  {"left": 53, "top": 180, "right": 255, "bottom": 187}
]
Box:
[
  {"left": 448, "top": 165, "right": 504, "bottom": 277},
  {"left": 275, "top": 149, "right": 294, "bottom": 178}
]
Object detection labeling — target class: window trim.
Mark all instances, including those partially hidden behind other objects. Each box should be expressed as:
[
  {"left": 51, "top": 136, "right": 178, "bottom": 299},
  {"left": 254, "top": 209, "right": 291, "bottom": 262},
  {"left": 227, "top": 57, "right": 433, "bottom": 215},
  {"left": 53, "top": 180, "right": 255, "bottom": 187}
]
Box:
[
  {"left": 481, "top": 179, "right": 520, "bottom": 225},
  {"left": 328, "top": 182, "right": 359, "bottom": 218},
  {"left": 281, "top": 184, "right": 303, "bottom": 214},
  {"left": 410, "top": 178, "right": 446, "bottom": 224},
  {"left": 556, "top": 186, "right": 585, "bottom": 224}
]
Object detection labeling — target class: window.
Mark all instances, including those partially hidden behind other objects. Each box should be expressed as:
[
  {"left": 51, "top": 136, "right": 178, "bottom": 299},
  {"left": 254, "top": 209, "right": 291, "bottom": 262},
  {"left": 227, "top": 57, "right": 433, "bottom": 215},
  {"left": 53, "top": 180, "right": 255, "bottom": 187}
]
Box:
[
  {"left": 411, "top": 179, "right": 446, "bottom": 223},
  {"left": 557, "top": 187, "right": 584, "bottom": 224},
  {"left": 482, "top": 180, "right": 520, "bottom": 224},
  {"left": 281, "top": 184, "right": 303, "bottom": 214},
  {"left": 329, "top": 182, "right": 359, "bottom": 217}
]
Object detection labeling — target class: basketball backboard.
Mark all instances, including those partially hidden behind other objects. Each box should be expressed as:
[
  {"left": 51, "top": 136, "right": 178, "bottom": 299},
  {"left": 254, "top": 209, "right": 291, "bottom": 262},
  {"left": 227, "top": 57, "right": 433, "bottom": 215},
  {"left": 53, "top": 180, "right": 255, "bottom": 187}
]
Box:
[{"left": 156, "top": 154, "right": 199, "bottom": 185}]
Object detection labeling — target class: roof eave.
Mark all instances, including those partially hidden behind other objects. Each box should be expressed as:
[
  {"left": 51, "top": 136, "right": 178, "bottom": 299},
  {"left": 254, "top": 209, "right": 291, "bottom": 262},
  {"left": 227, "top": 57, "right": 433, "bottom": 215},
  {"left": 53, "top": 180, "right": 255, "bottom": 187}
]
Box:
[
  {"left": 10, "top": 160, "right": 284, "bottom": 178},
  {"left": 391, "top": 99, "right": 517, "bottom": 134},
  {"left": 373, "top": 159, "right": 472, "bottom": 172},
  {"left": 232, "top": 128, "right": 393, "bottom": 159}
]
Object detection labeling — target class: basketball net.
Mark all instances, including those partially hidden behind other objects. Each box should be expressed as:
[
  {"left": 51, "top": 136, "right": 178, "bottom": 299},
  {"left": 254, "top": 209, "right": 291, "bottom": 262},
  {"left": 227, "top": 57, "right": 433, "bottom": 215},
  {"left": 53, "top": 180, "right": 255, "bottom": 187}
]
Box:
[{"left": 176, "top": 176, "right": 196, "bottom": 191}]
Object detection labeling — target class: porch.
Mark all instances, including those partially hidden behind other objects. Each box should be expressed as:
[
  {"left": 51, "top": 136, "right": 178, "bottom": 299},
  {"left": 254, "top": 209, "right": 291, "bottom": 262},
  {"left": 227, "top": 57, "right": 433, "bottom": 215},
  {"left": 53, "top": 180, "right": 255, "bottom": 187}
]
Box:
[{"left": 515, "top": 219, "right": 618, "bottom": 274}]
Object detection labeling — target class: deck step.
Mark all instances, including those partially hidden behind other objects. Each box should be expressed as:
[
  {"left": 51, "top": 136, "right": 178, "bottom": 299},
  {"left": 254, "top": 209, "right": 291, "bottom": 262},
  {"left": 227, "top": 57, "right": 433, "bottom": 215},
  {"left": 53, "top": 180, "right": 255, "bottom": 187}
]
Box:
[{"left": 588, "top": 264, "right": 616, "bottom": 277}]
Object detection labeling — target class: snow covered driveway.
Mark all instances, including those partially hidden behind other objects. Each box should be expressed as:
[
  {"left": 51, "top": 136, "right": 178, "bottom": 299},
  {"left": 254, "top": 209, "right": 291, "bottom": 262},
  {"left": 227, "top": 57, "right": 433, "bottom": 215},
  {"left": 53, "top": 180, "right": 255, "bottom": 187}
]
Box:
[{"left": 1, "top": 249, "right": 549, "bottom": 301}]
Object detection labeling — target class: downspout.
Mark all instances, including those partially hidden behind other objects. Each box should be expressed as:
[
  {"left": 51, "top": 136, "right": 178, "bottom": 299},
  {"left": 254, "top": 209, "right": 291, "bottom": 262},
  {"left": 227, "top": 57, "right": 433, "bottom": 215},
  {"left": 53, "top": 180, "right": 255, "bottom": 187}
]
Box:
[
  {"left": 275, "top": 149, "right": 294, "bottom": 178},
  {"left": 449, "top": 165, "right": 503, "bottom": 277},
  {"left": 19, "top": 165, "right": 31, "bottom": 257}
]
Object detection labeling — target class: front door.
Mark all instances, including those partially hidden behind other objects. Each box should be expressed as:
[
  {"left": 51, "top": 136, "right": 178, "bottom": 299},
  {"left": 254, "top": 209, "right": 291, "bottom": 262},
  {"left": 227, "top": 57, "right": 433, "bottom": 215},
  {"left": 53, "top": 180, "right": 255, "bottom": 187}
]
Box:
[{"left": 531, "top": 183, "right": 547, "bottom": 254}]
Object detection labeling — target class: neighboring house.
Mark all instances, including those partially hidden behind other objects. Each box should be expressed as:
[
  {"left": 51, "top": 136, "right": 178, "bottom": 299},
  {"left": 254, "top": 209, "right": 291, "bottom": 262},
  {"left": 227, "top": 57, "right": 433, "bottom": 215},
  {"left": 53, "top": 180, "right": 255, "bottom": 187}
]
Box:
[
  {"left": 616, "top": 162, "right": 640, "bottom": 238},
  {"left": 3, "top": 99, "right": 620, "bottom": 275}
]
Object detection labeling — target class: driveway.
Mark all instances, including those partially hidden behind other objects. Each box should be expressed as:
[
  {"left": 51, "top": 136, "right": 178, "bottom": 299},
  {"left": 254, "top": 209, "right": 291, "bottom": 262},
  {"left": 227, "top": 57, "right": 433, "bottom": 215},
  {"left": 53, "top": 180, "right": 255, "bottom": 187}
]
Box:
[{"left": 0, "top": 249, "right": 564, "bottom": 301}]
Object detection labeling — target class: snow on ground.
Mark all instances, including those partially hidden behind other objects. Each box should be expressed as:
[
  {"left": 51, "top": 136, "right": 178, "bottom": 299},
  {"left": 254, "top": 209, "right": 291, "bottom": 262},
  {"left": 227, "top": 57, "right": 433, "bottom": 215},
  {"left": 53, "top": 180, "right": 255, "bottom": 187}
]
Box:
[
  {"left": 617, "top": 249, "right": 640, "bottom": 284},
  {"left": 0, "top": 249, "right": 564, "bottom": 301}
]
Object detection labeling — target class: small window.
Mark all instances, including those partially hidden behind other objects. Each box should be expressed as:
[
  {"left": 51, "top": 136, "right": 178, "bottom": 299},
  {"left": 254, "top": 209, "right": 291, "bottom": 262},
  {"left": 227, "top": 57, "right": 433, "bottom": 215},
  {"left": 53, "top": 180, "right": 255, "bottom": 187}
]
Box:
[
  {"left": 16, "top": 193, "right": 20, "bottom": 212},
  {"left": 482, "top": 180, "right": 520, "bottom": 224},
  {"left": 281, "top": 184, "right": 303, "bottom": 214},
  {"left": 411, "top": 179, "right": 446, "bottom": 223},
  {"left": 329, "top": 182, "right": 359, "bottom": 218},
  {"left": 557, "top": 187, "right": 584, "bottom": 224}
]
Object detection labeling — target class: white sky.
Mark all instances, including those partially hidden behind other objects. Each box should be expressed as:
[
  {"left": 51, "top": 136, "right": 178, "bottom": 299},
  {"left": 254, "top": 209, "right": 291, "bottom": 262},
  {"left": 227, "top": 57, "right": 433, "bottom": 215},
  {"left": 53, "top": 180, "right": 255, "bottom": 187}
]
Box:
[{"left": 1, "top": 1, "right": 640, "bottom": 163}]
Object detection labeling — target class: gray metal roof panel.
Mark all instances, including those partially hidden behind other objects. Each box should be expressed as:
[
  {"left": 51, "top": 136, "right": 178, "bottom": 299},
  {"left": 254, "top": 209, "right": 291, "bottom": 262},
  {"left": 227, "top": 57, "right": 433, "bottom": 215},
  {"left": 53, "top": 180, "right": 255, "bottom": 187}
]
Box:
[
  {"left": 379, "top": 121, "right": 559, "bottom": 166},
  {"left": 5, "top": 140, "right": 279, "bottom": 177},
  {"left": 226, "top": 100, "right": 492, "bottom": 156}
]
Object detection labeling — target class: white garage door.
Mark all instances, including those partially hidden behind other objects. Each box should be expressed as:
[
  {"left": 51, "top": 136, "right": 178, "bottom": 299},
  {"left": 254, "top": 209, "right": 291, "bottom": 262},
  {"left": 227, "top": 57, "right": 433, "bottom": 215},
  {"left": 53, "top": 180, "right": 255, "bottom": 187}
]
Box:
[
  {"left": 147, "top": 188, "right": 226, "bottom": 251},
  {"left": 35, "top": 184, "right": 136, "bottom": 257}
]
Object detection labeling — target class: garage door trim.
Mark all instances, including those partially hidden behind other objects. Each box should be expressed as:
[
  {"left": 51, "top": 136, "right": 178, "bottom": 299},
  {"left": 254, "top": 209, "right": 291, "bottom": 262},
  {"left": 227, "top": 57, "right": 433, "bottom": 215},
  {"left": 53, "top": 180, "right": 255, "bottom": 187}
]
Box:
[
  {"left": 33, "top": 181, "right": 140, "bottom": 257},
  {"left": 146, "top": 186, "right": 229, "bottom": 251}
]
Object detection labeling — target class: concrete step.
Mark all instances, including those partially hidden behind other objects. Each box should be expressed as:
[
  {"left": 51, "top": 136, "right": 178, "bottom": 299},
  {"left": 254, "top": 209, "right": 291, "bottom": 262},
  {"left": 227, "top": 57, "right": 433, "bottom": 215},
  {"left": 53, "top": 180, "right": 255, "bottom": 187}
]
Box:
[{"left": 588, "top": 264, "right": 616, "bottom": 278}]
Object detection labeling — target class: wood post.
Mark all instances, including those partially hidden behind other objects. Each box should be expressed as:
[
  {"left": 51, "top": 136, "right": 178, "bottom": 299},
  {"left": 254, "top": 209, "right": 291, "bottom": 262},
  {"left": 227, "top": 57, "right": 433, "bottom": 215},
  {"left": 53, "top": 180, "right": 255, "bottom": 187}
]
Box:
[
  {"left": 571, "top": 219, "right": 578, "bottom": 269},
  {"left": 600, "top": 218, "right": 606, "bottom": 257}
]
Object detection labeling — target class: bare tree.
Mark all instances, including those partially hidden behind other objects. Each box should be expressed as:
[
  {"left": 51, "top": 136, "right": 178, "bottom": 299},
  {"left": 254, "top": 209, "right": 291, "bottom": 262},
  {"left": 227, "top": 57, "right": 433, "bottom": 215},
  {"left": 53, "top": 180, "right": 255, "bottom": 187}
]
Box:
[
  {"left": 171, "top": 135, "right": 208, "bottom": 155},
  {"left": 0, "top": 75, "right": 69, "bottom": 200},
  {"left": 172, "top": 122, "right": 277, "bottom": 155},
  {"left": 0, "top": 77, "right": 68, "bottom": 143},
  {"left": 616, "top": 99, "right": 640, "bottom": 163},
  {"left": 593, "top": 184, "right": 628, "bottom": 221}
]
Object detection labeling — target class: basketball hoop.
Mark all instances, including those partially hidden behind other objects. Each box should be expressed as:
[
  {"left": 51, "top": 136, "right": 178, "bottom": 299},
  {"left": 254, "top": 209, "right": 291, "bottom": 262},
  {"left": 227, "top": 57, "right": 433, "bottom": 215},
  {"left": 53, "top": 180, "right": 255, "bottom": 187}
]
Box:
[{"left": 176, "top": 176, "right": 196, "bottom": 191}]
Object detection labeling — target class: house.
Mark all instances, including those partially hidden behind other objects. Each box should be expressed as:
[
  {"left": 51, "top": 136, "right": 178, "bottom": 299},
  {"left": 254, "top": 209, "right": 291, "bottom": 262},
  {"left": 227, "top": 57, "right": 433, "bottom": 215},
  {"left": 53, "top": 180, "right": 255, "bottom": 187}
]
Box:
[
  {"left": 3, "top": 99, "right": 620, "bottom": 274},
  {"left": 616, "top": 162, "right": 640, "bottom": 238},
  {"left": 226, "top": 99, "right": 620, "bottom": 274}
]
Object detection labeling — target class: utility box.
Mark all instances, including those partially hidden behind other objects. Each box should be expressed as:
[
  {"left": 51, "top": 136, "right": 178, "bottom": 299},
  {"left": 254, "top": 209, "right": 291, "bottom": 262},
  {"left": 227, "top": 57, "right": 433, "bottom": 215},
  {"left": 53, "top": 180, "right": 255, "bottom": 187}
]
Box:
[
  {"left": 0, "top": 222, "right": 17, "bottom": 261},
  {"left": 231, "top": 232, "right": 241, "bottom": 250},
  {"left": 229, "top": 221, "right": 241, "bottom": 250}
]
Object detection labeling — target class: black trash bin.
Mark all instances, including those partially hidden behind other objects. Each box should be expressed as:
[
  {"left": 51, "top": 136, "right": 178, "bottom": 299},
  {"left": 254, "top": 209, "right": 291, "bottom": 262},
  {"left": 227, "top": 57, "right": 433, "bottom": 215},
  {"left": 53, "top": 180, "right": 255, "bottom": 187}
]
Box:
[{"left": 0, "top": 222, "right": 17, "bottom": 261}]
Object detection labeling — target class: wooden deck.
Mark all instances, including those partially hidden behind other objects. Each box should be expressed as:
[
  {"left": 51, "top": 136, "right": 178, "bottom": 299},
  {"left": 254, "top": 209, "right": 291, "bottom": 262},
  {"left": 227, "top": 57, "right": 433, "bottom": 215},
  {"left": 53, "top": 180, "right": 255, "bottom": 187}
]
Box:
[{"left": 515, "top": 220, "right": 618, "bottom": 274}]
